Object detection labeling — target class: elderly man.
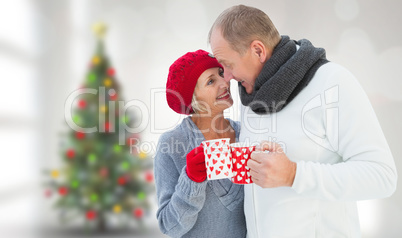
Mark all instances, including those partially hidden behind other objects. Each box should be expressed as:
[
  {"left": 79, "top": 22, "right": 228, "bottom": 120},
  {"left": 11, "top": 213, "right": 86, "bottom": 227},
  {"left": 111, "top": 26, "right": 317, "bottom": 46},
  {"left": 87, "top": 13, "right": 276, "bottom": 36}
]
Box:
[{"left": 209, "top": 5, "right": 397, "bottom": 238}]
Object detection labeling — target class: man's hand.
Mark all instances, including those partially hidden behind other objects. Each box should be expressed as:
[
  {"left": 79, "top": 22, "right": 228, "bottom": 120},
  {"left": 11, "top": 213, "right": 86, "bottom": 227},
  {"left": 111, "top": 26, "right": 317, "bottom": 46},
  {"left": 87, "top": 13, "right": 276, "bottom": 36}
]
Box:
[{"left": 247, "top": 141, "right": 297, "bottom": 188}]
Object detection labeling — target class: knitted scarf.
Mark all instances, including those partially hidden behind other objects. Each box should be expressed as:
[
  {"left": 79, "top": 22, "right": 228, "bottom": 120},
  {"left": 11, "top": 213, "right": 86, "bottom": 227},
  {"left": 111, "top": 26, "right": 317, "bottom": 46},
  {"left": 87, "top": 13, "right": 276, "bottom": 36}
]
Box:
[{"left": 239, "top": 35, "right": 329, "bottom": 114}]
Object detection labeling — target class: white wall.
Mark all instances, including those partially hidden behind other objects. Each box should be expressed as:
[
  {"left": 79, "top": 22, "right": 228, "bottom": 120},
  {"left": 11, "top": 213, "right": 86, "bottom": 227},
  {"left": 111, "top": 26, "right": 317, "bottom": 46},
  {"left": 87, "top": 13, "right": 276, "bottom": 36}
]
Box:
[{"left": 0, "top": 0, "right": 401, "bottom": 237}]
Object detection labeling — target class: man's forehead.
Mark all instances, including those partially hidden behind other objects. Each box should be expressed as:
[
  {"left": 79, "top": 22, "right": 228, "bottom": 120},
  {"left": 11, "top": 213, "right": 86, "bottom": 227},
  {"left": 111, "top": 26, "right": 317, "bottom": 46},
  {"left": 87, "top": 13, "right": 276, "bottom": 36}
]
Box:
[
  {"left": 210, "top": 52, "right": 225, "bottom": 64},
  {"left": 211, "top": 46, "right": 231, "bottom": 63},
  {"left": 216, "top": 58, "right": 227, "bottom": 64},
  {"left": 210, "top": 29, "right": 233, "bottom": 63},
  {"left": 209, "top": 27, "right": 223, "bottom": 42},
  {"left": 210, "top": 28, "right": 228, "bottom": 49}
]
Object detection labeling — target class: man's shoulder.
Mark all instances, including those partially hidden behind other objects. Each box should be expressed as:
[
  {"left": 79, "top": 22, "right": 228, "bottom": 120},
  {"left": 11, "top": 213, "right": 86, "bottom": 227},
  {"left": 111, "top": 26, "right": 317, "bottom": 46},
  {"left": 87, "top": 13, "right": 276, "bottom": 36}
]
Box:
[
  {"left": 311, "top": 62, "right": 357, "bottom": 88},
  {"left": 316, "top": 62, "right": 355, "bottom": 78}
]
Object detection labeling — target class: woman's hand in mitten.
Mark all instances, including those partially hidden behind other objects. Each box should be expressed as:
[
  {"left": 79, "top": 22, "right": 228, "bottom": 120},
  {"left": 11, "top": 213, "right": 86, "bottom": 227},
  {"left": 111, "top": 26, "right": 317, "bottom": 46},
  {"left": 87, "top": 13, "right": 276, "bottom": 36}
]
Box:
[{"left": 186, "top": 145, "right": 207, "bottom": 182}]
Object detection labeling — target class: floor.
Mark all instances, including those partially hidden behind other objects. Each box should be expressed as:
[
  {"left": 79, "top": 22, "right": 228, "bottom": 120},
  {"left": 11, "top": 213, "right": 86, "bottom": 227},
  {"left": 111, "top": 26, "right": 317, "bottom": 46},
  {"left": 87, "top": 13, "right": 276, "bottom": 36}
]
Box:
[
  {"left": 0, "top": 182, "right": 167, "bottom": 238},
  {"left": 2, "top": 182, "right": 401, "bottom": 237}
]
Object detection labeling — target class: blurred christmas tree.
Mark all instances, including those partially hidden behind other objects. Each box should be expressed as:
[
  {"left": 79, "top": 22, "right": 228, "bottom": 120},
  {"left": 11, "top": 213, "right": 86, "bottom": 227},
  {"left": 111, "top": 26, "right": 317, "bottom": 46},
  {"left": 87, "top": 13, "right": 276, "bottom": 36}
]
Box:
[{"left": 44, "top": 23, "right": 154, "bottom": 231}]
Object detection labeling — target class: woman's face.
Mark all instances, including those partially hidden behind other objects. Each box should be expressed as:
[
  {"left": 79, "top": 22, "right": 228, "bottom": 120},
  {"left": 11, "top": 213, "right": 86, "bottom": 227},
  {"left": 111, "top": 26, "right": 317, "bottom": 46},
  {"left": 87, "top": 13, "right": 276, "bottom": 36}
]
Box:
[{"left": 193, "top": 67, "right": 233, "bottom": 114}]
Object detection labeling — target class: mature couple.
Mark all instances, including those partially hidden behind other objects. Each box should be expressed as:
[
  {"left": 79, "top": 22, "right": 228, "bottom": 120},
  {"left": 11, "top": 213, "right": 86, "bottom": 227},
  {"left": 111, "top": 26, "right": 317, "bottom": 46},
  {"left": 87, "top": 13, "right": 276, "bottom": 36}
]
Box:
[{"left": 154, "top": 5, "right": 397, "bottom": 238}]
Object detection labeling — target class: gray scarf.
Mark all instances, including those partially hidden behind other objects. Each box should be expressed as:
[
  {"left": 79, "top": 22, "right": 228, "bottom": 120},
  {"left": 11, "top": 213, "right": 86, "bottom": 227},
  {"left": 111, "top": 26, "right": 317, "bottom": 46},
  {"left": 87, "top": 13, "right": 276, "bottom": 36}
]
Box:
[{"left": 239, "top": 35, "right": 328, "bottom": 114}]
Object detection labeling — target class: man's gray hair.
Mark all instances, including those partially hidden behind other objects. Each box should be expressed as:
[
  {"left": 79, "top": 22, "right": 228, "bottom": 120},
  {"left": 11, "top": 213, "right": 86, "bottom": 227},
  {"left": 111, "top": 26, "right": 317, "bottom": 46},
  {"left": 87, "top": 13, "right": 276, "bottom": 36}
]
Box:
[{"left": 208, "top": 5, "right": 281, "bottom": 55}]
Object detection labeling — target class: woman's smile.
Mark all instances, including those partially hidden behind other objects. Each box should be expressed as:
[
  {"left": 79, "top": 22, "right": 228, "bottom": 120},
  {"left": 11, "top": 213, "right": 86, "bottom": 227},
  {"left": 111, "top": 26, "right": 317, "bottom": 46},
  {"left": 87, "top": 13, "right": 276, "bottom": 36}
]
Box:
[{"left": 216, "top": 88, "right": 231, "bottom": 100}]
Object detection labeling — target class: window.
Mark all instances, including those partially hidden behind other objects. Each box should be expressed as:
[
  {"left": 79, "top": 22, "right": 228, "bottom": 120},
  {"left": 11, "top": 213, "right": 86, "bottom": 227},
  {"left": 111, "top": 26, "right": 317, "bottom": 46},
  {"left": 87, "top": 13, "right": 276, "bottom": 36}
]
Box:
[{"left": 0, "top": 1, "right": 39, "bottom": 192}]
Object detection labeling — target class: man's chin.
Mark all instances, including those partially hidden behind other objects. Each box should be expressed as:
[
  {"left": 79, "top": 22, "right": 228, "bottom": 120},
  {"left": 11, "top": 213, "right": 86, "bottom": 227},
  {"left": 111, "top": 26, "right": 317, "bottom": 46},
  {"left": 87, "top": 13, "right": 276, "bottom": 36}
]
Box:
[
  {"left": 239, "top": 81, "right": 253, "bottom": 94},
  {"left": 245, "top": 87, "right": 254, "bottom": 94}
]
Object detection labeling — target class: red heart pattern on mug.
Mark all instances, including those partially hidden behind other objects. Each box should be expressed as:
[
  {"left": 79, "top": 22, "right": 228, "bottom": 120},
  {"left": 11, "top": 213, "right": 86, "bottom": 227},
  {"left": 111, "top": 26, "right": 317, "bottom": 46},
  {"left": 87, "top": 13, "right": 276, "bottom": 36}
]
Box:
[
  {"left": 203, "top": 138, "right": 231, "bottom": 155},
  {"left": 202, "top": 138, "right": 255, "bottom": 183},
  {"left": 202, "top": 138, "right": 233, "bottom": 180},
  {"left": 230, "top": 145, "right": 255, "bottom": 184},
  {"left": 205, "top": 152, "right": 233, "bottom": 180}
]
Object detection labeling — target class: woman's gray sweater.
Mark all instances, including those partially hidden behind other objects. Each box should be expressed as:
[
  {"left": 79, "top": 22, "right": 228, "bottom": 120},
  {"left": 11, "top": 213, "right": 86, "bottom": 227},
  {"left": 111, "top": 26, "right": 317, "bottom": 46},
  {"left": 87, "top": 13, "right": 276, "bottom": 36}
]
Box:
[{"left": 154, "top": 117, "right": 246, "bottom": 238}]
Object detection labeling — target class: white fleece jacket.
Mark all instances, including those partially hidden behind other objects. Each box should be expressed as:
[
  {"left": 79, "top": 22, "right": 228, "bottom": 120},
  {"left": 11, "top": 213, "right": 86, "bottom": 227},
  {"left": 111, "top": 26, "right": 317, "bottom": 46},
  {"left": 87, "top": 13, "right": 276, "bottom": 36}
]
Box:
[{"left": 240, "top": 62, "right": 397, "bottom": 238}]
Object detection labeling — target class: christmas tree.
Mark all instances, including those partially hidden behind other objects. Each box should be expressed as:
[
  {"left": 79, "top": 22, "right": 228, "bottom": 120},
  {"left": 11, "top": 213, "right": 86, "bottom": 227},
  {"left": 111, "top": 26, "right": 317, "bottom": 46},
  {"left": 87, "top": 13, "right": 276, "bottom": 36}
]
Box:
[{"left": 44, "top": 23, "right": 154, "bottom": 231}]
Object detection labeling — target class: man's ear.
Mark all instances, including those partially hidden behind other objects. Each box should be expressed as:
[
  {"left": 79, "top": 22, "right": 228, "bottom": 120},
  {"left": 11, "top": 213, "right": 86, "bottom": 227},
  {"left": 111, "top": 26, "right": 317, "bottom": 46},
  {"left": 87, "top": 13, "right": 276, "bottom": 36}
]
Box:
[{"left": 250, "top": 40, "right": 267, "bottom": 63}]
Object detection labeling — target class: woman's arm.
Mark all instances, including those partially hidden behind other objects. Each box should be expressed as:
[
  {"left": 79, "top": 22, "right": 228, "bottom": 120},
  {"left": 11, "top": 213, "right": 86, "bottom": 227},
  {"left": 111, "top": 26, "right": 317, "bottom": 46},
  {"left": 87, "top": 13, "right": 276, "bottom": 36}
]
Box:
[{"left": 154, "top": 135, "right": 208, "bottom": 237}]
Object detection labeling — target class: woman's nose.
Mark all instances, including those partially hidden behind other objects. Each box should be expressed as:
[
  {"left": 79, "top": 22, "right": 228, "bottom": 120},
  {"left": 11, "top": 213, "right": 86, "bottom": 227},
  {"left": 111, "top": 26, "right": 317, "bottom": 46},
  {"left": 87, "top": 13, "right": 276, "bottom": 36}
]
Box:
[{"left": 218, "top": 76, "right": 230, "bottom": 88}]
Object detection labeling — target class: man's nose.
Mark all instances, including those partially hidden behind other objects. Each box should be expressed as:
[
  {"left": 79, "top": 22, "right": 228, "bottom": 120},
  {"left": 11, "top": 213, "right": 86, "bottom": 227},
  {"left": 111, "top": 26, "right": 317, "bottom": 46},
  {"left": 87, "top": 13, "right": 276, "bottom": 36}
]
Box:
[{"left": 223, "top": 69, "right": 233, "bottom": 83}]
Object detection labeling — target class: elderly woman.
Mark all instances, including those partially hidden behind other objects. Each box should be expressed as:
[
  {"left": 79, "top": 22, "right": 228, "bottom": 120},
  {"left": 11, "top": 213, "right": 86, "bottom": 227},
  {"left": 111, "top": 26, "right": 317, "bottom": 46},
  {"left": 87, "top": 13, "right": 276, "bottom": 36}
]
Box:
[{"left": 154, "top": 50, "right": 246, "bottom": 238}]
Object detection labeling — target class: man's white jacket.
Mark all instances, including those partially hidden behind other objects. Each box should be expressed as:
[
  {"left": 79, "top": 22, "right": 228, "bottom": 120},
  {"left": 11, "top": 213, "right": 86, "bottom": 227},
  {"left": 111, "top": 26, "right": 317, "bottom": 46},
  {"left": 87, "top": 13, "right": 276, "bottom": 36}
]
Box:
[{"left": 240, "top": 62, "right": 397, "bottom": 238}]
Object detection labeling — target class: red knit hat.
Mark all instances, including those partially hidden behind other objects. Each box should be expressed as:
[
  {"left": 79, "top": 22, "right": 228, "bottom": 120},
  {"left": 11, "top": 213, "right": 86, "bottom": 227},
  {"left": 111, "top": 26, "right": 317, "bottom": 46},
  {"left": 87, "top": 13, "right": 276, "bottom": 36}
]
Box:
[{"left": 166, "top": 49, "right": 222, "bottom": 115}]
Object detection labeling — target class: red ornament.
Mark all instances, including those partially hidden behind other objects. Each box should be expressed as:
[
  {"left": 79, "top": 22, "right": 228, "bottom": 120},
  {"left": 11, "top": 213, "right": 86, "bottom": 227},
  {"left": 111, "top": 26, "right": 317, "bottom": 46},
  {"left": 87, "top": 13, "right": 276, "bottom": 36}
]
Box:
[
  {"left": 118, "top": 176, "right": 127, "bottom": 185},
  {"left": 66, "top": 149, "right": 75, "bottom": 159},
  {"left": 105, "top": 122, "right": 111, "bottom": 132},
  {"left": 86, "top": 210, "right": 97, "bottom": 220},
  {"left": 126, "top": 137, "right": 135, "bottom": 147},
  {"left": 127, "top": 134, "right": 140, "bottom": 147},
  {"left": 107, "top": 68, "right": 115, "bottom": 76},
  {"left": 110, "top": 93, "right": 118, "bottom": 100},
  {"left": 78, "top": 99, "right": 87, "bottom": 109},
  {"left": 58, "top": 187, "right": 68, "bottom": 196},
  {"left": 76, "top": 131, "right": 85, "bottom": 139},
  {"left": 145, "top": 171, "right": 154, "bottom": 183},
  {"left": 133, "top": 208, "right": 144, "bottom": 218},
  {"left": 100, "top": 167, "right": 108, "bottom": 177}
]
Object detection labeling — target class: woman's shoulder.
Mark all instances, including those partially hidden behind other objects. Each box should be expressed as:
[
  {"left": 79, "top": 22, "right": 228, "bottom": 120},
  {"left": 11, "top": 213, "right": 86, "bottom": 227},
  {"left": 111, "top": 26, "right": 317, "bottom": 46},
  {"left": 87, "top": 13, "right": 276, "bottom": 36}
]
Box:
[
  {"left": 156, "top": 117, "right": 198, "bottom": 157},
  {"left": 158, "top": 125, "right": 185, "bottom": 147},
  {"left": 158, "top": 117, "right": 193, "bottom": 143},
  {"left": 227, "top": 118, "right": 241, "bottom": 133}
]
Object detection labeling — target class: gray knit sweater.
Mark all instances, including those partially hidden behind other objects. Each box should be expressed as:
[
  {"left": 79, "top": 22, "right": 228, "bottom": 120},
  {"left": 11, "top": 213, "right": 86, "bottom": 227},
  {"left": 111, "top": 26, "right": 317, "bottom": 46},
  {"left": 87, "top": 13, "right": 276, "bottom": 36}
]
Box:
[{"left": 154, "top": 117, "right": 246, "bottom": 238}]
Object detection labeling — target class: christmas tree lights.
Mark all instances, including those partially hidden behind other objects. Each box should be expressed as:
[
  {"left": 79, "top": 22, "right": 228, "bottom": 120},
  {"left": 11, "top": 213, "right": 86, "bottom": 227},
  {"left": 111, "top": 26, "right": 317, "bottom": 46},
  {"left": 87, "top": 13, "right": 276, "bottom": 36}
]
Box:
[{"left": 43, "top": 23, "right": 154, "bottom": 231}]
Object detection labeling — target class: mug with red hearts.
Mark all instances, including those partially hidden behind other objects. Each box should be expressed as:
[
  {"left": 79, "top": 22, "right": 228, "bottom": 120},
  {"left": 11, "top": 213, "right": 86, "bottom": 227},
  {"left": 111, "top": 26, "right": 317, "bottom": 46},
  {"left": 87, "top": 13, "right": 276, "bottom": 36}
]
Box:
[
  {"left": 230, "top": 143, "right": 255, "bottom": 184},
  {"left": 202, "top": 138, "right": 233, "bottom": 180}
]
